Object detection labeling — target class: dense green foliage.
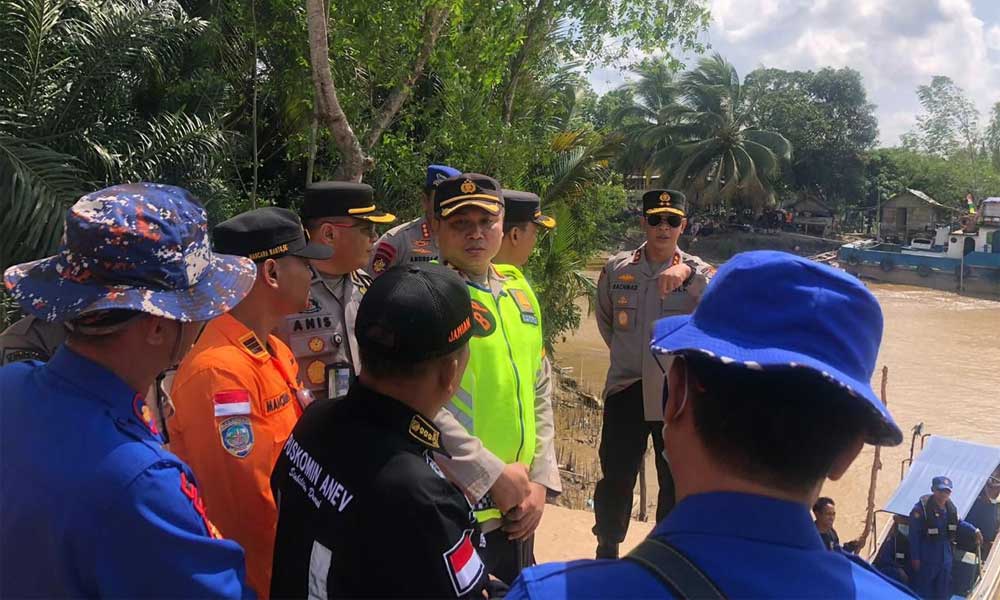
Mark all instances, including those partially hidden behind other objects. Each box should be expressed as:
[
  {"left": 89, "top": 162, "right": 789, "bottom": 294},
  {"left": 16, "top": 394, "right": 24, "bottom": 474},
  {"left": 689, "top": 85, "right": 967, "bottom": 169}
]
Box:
[{"left": 2, "top": 0, "right": 999, "bottom": 340}]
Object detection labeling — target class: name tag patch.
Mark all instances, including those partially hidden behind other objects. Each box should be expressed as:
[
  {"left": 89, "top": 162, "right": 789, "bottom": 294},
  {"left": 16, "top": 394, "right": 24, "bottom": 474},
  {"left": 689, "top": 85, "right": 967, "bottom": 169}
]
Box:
[{"left": 264, "top": 392, "right": 292, "bottom": 415}]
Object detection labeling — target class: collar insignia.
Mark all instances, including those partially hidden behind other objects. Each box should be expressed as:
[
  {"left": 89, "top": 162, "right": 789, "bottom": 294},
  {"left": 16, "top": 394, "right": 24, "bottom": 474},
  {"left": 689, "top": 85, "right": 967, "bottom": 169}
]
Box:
[{"left": 409, "top": 414, "right": 441, "bottom": 449}]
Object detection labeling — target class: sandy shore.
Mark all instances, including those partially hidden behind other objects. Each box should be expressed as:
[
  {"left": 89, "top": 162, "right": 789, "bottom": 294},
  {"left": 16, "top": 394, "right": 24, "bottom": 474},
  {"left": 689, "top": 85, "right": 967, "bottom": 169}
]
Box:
[{"left": 534, "top": 505, "right": 654, "bottom": 563}]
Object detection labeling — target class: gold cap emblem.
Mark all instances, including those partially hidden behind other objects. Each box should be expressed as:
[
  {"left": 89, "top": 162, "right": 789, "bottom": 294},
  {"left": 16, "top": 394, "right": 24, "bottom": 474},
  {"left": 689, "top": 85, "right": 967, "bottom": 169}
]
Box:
[
  {"left": 659, "top": 192, "right": 671, "bottom": 205},
  {"left": 460, "top": 179, "right": 477, "bottom": 194}
]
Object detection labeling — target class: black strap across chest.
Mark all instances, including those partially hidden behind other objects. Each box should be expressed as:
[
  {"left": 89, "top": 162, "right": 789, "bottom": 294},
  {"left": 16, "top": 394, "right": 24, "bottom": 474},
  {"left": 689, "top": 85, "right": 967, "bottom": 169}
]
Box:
[{"left": 625, "top": 537, "right": 727, "bottom": 599}]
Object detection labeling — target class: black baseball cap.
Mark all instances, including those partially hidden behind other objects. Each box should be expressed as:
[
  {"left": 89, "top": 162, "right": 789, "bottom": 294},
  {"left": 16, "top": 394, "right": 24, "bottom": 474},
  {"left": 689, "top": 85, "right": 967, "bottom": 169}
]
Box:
[
  {"left": 356, "top": 263, "right": 474, "bottom": 361},
  {"left": 213, "top": 207, "right": 333, "bottom": 262},
  {"left": 301, "top": 181, "right": 396, "bottom": 224},
  {"left": 434, "top": 173, "right": 504, "bottom": 218},
  {"left": 642, "top": 189, "right": 687, "bottom": 217},
  {"left": 502, "top": 189, "right": 556, "bottom": 229}
]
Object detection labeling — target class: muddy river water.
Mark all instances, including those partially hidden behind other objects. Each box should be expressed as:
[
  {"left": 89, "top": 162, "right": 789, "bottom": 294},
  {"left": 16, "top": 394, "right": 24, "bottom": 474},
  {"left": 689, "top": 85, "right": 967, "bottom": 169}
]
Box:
[{"left": 554, "top": 282, "right": 1000, "bottom": 543}]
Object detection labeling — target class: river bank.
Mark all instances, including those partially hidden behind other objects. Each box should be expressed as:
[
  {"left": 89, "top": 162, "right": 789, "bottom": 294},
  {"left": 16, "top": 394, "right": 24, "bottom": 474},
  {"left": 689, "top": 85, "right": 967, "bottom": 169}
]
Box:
[{"left": 549, "top": 235, "right": 1000, "bottom": 552}]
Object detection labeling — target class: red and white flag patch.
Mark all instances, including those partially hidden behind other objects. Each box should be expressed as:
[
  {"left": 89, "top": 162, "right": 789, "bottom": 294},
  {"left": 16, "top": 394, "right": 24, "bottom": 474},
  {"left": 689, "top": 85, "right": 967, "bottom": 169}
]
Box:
[
  {"left": 443, "top": 530, "right": 484, "bottom": 596},
  {"left": 213, "top": 389, "right": 252, "bottom": 417}
]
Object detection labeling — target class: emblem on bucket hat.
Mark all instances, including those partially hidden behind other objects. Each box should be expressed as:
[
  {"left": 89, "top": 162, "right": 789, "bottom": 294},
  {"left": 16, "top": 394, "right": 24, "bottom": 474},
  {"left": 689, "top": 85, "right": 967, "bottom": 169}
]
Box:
[{"left": 3, "top": 183, "right": 257, "bottom": 323}]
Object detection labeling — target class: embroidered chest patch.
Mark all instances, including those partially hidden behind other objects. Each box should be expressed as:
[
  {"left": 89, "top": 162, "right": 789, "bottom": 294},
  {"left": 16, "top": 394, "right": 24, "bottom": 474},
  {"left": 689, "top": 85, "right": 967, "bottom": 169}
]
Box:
[
  {"left": 219, "top": 416, "right": 254, "bottom": 458},
  {"left": 508, "top": 289, "right": 538, "bottom": 325}
]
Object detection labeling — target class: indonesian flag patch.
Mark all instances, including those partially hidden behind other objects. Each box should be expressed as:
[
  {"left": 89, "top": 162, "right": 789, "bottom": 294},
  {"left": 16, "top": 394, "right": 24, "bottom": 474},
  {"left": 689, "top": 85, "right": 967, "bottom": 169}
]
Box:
[
  {"left": 213, "top": 389, "right": 252, "bottom": 417},
  {"left": 443, "top": 530, "right": 484, "bottom": 596}
]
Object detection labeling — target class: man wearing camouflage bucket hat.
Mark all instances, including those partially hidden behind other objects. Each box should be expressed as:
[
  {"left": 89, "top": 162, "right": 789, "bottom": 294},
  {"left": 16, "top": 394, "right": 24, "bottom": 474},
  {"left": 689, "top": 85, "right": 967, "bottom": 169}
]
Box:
[{"left": 0, "top": 183, "right": 255, "bottom": 598}]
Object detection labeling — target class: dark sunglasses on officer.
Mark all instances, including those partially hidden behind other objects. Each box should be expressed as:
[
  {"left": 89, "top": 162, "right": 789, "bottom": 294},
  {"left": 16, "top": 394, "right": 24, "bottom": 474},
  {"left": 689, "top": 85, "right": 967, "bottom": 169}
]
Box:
[{"left": 646, "top": 214, "right": 684, "bottom": 228}]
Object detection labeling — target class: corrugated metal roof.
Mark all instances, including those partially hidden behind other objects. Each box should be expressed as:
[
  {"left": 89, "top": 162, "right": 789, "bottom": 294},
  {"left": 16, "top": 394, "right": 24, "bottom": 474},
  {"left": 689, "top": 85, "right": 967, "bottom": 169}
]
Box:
[
  {"left": 904, "top": 188, "right": 951, "bottom": 209},
  {"left": 883, "top": 436, "right": 1000, "bottom": 518}
]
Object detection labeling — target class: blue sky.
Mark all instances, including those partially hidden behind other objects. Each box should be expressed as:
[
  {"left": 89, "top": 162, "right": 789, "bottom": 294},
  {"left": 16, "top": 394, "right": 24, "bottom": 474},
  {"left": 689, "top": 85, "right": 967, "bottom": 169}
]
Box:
[{"left": 588, "top": 0, "right": 1000, "bottom": 146}]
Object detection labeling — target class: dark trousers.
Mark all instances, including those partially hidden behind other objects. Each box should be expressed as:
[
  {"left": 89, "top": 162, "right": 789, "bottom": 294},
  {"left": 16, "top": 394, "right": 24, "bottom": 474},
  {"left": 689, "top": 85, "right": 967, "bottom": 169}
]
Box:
[
  {"left": 484, "top": 529, "right": 535, "bottom": 587},
  {"left": 593, "top": 380, "right": 675, "bottom": 544}
]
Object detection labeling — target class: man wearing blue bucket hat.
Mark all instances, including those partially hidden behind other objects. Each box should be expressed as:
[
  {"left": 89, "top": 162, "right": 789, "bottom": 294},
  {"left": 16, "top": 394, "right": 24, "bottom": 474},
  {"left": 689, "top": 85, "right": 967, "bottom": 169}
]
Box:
[
  {"left": 509, "top": 251, "right": 917, "bottom": 599},
  {"left": 0, "top": 183, "right": 255, "bottom": 598}
]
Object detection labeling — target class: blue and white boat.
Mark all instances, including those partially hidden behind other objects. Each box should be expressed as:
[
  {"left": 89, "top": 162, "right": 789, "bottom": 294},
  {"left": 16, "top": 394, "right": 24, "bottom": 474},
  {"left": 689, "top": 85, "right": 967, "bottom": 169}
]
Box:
[
  {"left": 869, "top": 435, "right": 1000, "bottom": 599},
  {"left": 839, "top": 199, "right": 1000, "bottom": 297}
]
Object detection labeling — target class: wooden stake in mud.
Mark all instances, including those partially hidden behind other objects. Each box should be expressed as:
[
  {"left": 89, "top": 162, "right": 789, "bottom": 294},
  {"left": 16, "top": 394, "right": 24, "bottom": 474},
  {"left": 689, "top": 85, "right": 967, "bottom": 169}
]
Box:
[{"left": 854, "top": 366, "right": 888, "bottom": 555}]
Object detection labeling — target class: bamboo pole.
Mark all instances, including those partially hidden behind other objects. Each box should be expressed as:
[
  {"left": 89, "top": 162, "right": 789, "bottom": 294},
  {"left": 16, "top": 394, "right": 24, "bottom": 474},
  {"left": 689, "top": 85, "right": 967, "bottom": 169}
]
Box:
[{"left": 854, "top": 365, "right": 888, "bottom": 553}]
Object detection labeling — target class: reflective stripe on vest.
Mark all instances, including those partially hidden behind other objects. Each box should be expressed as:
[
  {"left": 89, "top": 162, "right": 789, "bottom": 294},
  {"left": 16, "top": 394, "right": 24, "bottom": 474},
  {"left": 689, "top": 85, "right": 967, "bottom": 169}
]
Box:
[{"left": 450, "top": 265, "right": 543, "bottom": 523}]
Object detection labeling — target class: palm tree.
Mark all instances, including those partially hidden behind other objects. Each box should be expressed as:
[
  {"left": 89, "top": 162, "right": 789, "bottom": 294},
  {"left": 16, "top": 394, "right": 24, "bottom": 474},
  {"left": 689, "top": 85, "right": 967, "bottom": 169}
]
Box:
[
  {"left": 0, "top": 0, "right": 230, "bottom": 270},
  {"left": 618, "top": 53, "right": 792, "bottom": 208},
  {"left": 611, "top": 58, "right": 684, "bottom": 179}
]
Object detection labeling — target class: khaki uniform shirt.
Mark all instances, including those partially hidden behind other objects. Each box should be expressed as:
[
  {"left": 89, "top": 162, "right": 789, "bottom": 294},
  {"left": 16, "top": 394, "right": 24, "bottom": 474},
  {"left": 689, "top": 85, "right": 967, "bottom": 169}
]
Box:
[
  {"left": 274, "top": 268, "right": 370, "bottom": 400},
  {"left": 369, "top": 217, "right": 439, "bottom": 277},
  {"left": 432, "top": 267, "right": 561, "bottom": 531},
  {"left": 0, "top": 316, "right": 64, "bottom": 365},
  {"left": 597, "top": 244, "right": 713, "bottom": 421}
]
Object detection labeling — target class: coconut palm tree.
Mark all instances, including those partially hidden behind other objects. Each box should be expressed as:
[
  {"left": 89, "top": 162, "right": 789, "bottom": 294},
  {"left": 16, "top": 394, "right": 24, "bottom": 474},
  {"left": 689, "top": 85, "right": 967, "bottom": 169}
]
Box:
[
  {"left": 610, "top": 58, "right": 684, "bottom": 180},
  {"left": 0, "top": 0, "right": 229, "bottom": 270},
  {"left": 618, "top": 53, "right": 792, "bottom": 208}
]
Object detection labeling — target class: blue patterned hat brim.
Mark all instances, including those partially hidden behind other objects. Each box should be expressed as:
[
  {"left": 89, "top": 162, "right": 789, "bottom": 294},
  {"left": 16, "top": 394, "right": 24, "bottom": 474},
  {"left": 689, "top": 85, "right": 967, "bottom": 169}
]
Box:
[{"left": 4, "top": 253, "right": 256, "bottom": 323}]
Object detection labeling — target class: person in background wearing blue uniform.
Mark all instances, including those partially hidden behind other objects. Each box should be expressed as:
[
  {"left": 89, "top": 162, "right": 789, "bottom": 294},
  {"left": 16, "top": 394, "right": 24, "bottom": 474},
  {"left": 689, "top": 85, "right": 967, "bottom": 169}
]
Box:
[
  {"left": 874, "top": 515, "right": 913, "bottom": 586},
  {"left": 908, "top": 475, "right": 983, "bottom": 599},
  {"left": 965, "top": 469, "right": 999, "bottom": 559},
  {"left": 508, "top": 251, "right": 917, "bottom": 599},
  {"left": 0, "top": 184, "right": 256, "bottom": 598}
]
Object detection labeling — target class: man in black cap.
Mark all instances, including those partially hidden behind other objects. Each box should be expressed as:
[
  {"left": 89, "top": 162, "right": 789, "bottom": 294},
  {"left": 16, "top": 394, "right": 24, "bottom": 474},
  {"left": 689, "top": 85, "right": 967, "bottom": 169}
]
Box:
[
  {"left": 493, "top": 189, "right": 556, "bottom": 268},
  {"left": 275, "top": 181, "right": 395, "bottom": 402},
  {"left": 270, "top": 263, "right": 488, "bottom": 599},
  {"left": 592, "top": 189, "right": 714, "bottom": 559},
  {"left": 169, "top": 206, "right": 332, "bottom": 598},
  {"left": 428, "top": 174, "right": 561, "bottom": 587}
]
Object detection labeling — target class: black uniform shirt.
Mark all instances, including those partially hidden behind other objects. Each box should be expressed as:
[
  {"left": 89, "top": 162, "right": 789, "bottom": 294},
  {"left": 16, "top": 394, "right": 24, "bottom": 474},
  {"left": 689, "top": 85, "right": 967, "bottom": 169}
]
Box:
[{"left": 270, "top": 382, "right": 488, "bottom": 599}]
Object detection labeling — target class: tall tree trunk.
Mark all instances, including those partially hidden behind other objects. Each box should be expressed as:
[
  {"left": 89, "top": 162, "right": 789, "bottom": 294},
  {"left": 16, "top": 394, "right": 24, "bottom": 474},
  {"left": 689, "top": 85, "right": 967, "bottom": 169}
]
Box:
[
  {"left": 363, "top": 5, "right": 451, "bottom": 151},
  {"left": 501, "top": 0, "right": 553, "bottom": 125},
  {"left": 305, "top": 0, "right": 371, "bottom": 181}
]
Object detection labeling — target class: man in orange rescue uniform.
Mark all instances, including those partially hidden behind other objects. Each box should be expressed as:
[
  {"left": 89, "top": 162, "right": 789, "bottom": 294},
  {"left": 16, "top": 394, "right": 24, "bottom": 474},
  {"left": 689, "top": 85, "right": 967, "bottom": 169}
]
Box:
[{"left": 169, "top": 207, "right": 332, "bottom": 598}]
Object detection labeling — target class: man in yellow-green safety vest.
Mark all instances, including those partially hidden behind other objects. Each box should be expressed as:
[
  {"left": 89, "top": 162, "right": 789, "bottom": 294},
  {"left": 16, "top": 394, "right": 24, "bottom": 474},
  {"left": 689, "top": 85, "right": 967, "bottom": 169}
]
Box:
[{"left": 428, "top": 173, "right": 561, "bottom": 590}]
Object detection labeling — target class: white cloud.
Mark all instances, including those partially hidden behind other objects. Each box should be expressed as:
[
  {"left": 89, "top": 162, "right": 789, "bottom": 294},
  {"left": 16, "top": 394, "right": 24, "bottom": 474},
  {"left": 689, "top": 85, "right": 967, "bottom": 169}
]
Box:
[
  {"left": 986, "top": 24, "right": 1000, "bottom": 49},
  {"left": 702, "top": 0, "right": 1000, "bottom": 145}
]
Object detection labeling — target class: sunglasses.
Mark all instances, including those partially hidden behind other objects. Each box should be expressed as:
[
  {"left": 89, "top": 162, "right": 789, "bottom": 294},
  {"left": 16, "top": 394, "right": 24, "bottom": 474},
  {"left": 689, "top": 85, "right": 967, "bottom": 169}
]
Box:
[
  {"left": 329, "top": 220, "right": 377, "bottom": 236},
  {"left": 646, "top": 214, "right": 683, "bottom": 228}
]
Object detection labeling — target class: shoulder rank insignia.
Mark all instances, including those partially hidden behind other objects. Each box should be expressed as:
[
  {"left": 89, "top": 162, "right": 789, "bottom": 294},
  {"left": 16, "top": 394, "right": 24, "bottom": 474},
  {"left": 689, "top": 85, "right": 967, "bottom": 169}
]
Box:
[
  {"left": 238, "top": 331, "right": 268, "bottom": 359},
  {"left": 409, "top": 414, "right": 441, "bottom": 449},
  {"left": 421, "top": 222, "right": 431, "bottom": 239}
]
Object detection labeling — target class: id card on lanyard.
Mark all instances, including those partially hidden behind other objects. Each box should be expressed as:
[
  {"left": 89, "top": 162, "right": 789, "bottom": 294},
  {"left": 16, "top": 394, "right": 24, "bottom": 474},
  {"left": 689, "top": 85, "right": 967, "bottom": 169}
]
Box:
[{"left": 326, "top": 362, "right": 354, "bottom": 400}]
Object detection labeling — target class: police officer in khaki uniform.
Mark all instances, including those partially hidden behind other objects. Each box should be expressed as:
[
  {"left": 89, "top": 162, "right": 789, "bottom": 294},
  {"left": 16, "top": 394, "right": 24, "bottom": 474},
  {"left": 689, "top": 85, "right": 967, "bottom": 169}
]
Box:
[
  {"left": 0, "top": 315, "right": 64, "bottom": 366},
  {"left": 276, "top": 182, "right": 395, "bottom": 401},
  {"left": 369, "top": 164, "right": 460, "bottom": 277},
  {"left": 592, "top": 189, "right": 713, "bottom": 559}
]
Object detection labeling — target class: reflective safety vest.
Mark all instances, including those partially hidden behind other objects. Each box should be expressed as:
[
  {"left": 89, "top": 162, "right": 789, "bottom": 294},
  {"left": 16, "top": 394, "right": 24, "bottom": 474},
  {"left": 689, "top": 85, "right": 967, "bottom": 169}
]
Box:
[
  {"left": 920, "top": 494, "right": 959, "bottom": 543},
  {"left": 449, "top": 264, "right": 544, "bottom": 522}
]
